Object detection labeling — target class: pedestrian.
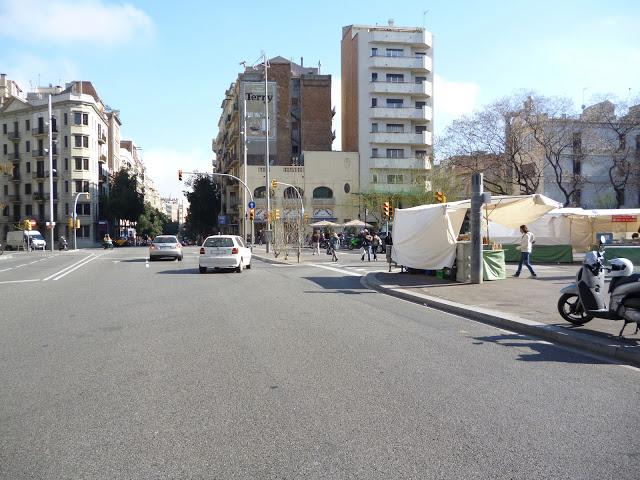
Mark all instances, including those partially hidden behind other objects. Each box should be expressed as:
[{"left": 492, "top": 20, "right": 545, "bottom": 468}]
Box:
[
  {"left": 514, "top": 224, "right": 537, "bottom": 278},
  {"left": 330, "top": 232, "right": 339, "bottom": 262},
  {"left": 361, "top": 229, "right": 372, "bottom": 262},
  {"left": 372, "top": 232, "right": 381, "bottom": 261},
  {"left": 312, "top": 230, "right": 320, "bottom": 255}
]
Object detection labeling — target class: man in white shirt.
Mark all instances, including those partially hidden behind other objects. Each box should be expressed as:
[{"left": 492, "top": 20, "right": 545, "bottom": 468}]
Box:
[{"left": 514, "top": 224, "right": 537, "bottom": 278}]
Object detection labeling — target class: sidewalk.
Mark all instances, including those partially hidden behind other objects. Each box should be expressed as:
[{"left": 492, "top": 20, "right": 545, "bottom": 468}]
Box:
[{"left": 363, "top": 263, "right": 640, "bottom": 367}]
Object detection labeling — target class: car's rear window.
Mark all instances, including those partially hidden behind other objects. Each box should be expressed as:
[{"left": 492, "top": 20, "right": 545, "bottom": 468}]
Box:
[
  {"left": 203, "top": 237, "right": 234, "bottom": 248},
  {"left": 154, "top": 236, "right": 177, "bottom": 244}
]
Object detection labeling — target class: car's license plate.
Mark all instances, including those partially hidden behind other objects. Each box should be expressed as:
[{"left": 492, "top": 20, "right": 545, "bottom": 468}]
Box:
[{"left": 209, "top": 248, "right": 227, "bottom": 255}]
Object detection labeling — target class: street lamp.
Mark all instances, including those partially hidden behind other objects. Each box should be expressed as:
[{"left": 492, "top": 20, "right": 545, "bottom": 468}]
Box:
[
  {"left": 47, "top": 94, "right": 55, "bottom": 252},
  {"left": 73, "top": 191, "right": 89, "bottom": 250}
]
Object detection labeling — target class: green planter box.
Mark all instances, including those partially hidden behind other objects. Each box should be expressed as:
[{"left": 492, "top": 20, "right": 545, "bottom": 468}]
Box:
[{"left": 503, "top": 244, "right": 573, "bottom": 263}]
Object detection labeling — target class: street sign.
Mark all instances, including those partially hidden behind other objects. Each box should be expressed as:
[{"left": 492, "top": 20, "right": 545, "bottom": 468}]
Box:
[
  {"left": 29, "top": 219, "right": 37, "bottom": 227},
  {"left": 248, "top": 201, "right": 255, "bottom": 209},
  {"left": 612, "top": 215, "right": 637, "bottom": 222},
  {"left": 218, "top": 215, "right": 227, "bottom": 225}
]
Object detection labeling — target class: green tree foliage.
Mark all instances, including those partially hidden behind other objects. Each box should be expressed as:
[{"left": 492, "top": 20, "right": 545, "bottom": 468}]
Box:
[
  {"left": 100, "top": 169, "right": 144, "bottom": 232},
  {"left": 137, "top": 203, "right": 170, "bottom": 238},
  {"left": 183, "top": 174, "right": 220, "bottom": 241}
]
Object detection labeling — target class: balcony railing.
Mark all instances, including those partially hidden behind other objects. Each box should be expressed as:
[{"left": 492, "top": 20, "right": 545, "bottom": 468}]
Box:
[
  {"left": 370, "top": 106, "right": 433, "bottom": 121},
  {"left": 370, "top": 30, "right": 432, "bottom": 47},
  {"left": 10, "top": 173, "right": 20, "bottom": 182},
  {"left": 31, "top": 126, "right": 58, "bottom": 136},
  {"left": 370, "top": 131, "right": 433, "bottom": 145},
  {"left": 370, "top": 80, "right": 432, "bottom": 96},
  {"left": 33, "top": 192, "right": 50, "bottom": 202},
  {"left": 8, "top": 194, "right": 20, "bottom": 202},
  {"left": 8, "top": 131, "right": 20, "bottom": 141},
  {"left": 369, "top": 54, "right": 432, "bottom": 71},
  {"left": 98, "top": 131, "right": 107, "bottom": 144},
  {"left": 34, "top": 170, "right": 46, "bottom": 179},
  {"left": 311, "top": 197, "right": 335, "bottom": 205},
  {"left": 11, "top": 152, "right": 20, "bottom": 160}
]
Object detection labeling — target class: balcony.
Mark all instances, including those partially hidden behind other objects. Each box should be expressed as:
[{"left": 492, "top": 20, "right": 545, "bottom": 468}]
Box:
[
  {"left": 33, "top": 192, "right": 50, "bottom": 202},
  {"left": 98, "top": 131, "right": 107, "bottom": 144},
  {"left": 370, "top": 80, "right": 432, "bottom": 96},
  {"left": 8, "top": 194, "right": 20, "bottom": 202},
  {"left": 34, "top": 170, "right": 46, "bottom": 179},
  {"left": 32, "top": 149, "right": 46, "bottom": 158},
  {"left": 99, "top": 153, "right": 107, "bottom": 163},
  {"left": 8, "top": 131, "right": 20, "bottom": 141},
  {"left": 370, "top": 54, "right": 432, "bottom": 71},
  {"left": 370, "top": 156, "right": 430, "bottom": 170},
  {"left": 370, "top": 131, "right": 432, "bottom": 145},
  {"left": 10, "top": 173, "right": 21, "bottom": 182},
  {"left": 370, "top": 30, "right": 432, "bottom": 47},
  {"left": 11, "top": 152, "right": 20, "bottom": 160},
  {"left": 371, "top": 106, "right": 432, "bottom": 121},
  {"left": 31, "top": 126, "right": 58, "bottom": 136}
]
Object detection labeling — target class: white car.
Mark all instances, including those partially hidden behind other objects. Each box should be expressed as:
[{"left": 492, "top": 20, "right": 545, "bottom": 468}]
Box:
[{"left": 199, "top": 235, "right": 251, "bottom": 273}]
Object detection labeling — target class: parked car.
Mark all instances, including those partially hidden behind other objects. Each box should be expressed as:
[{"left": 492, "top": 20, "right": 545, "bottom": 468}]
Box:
[
  {"left": 199, "top": 235, "right": 251, "bottom": 273},
  {"left": 149, "top": 235, "right": 183, "bottom": 261},
  {"left": 6, "top": 230, "right": 46, "bottom": 250}
]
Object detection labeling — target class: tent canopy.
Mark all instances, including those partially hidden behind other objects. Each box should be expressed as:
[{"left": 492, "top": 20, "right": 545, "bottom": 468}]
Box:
[
  {"left": 342, "top": 219, "right": 373, "bottom": 228},
  {"left": 309, "top": 220, "right": 341, "bottom": 228},
  {"left": 392, "top": 194, "right": 561, "bottom": 270}
]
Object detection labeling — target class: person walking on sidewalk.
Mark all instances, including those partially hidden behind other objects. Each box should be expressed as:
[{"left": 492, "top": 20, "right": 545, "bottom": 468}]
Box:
[
  {"left": 514, "top": 224, "right": 537, "bottom": 278},
  {"left": 372, "top": 232, "right": 381, "bottom": 261},
  {"left": 361, "top": 230, "right": 373, "bottom": 262},
  {"left": 330, "top": 232, "right": 339, "bottom": 262},
  {"left": 311, "top": 230, "right": 320, "bottom": 255}
]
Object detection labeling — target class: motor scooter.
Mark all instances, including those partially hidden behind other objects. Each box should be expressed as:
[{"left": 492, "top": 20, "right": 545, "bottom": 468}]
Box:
[
  {"left": 58, "top": 236, "right": 69, "bottom": 251},
  {"left": 557, "top": 236, "right": 640, "bottom": 338}
]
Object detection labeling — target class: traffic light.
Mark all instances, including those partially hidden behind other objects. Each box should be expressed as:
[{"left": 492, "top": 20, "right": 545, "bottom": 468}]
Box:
[
  {"left": 389, "top": 205, "right": 394, "bottom": 219},
  {"left": 178, "top": 169, "right": 183, "bottom": 181},
  {"left": 249, "top": 208, "right": 255, "bottom": 221},
  {"left": 271, "top": 179, "right": 278, "bottom": 189},
  {"left": 67, "top": 217, "right": 73, "bottom": 228},
  {"left": 76, "top": 219, "right": 81, "bottom": 229},
  {"left": 303, "top": 213, "right": 310, "bottom": 224},
  {"left": 435, "top": 191, "right": 446, "bottom": 203},
  {"left": 22, "top": 219, "right": 31, "bottom": 231},
  {"left": 274, "top": 209, "right": 281, "bottom": 220},
  {"left": 383, "top": 201, "right": 390, "bottom": 218}
]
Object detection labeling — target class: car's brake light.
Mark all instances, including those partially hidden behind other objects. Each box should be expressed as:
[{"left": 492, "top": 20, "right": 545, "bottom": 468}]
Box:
[
  {"left": 175, "top": 243, "right": 181, "bottom": 248},
  {"left": 232, "top": 247, "right": 238, "bottom": 254},
  {"left": 199, "top": 247, "right": 205, "bottom": 254}
]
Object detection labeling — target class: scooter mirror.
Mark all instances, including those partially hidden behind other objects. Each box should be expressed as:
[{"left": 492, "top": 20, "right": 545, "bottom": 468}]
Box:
[{"left": 599, "top": 235, "right": 607, "bottom": 245}]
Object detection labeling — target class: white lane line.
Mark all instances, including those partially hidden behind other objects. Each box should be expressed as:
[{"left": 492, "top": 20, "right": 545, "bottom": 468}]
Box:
[
  {"left": 53, "top": 254, "right": 102, "bottom": 281},
  {"left": 14, "top": 263, "right": 29, "bottom": 268},
  {"left": 43, "top": 254, "right": 96, "bottom": 281},
  {"left": 0, "top": 279, "right": 41, "bottom": 284},
  {"left": 0, "top": 267, "right": 14, "bottom": 273},
  {"left": 308, "top": 263, "right": 363, "bottom": 277}
]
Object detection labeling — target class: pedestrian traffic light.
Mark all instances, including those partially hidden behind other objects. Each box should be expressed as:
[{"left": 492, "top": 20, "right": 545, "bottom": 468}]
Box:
[
  {"left": 383, "top": 201, "right": 390, "bottom": 218},
  {"left": 271, "top": 179, "right": 278, "bottom": 189},
  {"left": 178, "top": 169, "right": 183, "bottom": 181},
  {"left": 435, "top": 191, "right": 446, "bottom": 203},
  {"left": 249, "top": 208, "right": 255, "bottom": 221},
  {"left": 274, "top": 209, "right": 281, "bottom": 220}
]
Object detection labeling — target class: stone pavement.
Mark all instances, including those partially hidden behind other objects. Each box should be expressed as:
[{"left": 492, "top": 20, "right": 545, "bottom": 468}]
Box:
[{"left": 365, "top": 262, "right": 640, "bottom": 366}]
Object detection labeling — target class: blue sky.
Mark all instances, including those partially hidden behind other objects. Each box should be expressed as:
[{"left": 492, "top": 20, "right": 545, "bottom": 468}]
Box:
[{"left": 1, "top": 0, "right": 638, "bottom": 200}]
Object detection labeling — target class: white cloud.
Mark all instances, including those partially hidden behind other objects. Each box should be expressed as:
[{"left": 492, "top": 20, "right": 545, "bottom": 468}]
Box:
[
  {"left": 433, "top": 74, "right": 480, "bottom": 118},
  {"left": 0, "top": 0, "right": 153, "bottom": 46},
  {"left": 2, "top": 53, "right": 79, "bottom": 92},
  {"left": 143, "top": 147, "right": 213, "bottom": 202}
]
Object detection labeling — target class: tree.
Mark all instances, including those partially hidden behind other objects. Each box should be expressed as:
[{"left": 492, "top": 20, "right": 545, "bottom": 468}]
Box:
[
  {"left": 100, "top": 168, "right": 144, "bottom": 234},
  {"left": 137, "top": 203, "right": 169, "bottom": 238},
  {"left": 183, "top": 174, "right": 220, "bottom": 242}
]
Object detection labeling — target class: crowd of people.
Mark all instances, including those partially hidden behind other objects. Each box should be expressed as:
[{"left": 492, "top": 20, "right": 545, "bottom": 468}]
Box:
[{"left": 305, "top": 228, "right": 392, "bottom": 262}]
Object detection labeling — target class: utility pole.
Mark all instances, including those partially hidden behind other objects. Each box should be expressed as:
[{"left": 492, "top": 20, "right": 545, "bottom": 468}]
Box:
[
  {"left": 470, "top": 172, "right": 483, "bottom": 284},
  {"left": 243, "top": 97, "right": 248, "bottom": 244},
  {"left": 263, "top": 51, "right": 271, "bottom": 253}
]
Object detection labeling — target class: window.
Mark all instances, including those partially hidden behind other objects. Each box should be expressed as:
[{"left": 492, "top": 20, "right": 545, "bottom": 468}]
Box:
[
  {"left": 371, "top": 123, "right": 378, "bottom": 133},
  {"left": 83, "top": 158, "right": 89, "bottom": 170},
  {"left": 312, "top": 186, "right": 333, "bottom": 199},
  {"left": 415, "top": 76, "right": 427, "bottom": 84},
  {"left": 65, "top": 181, "right": 69, "bottom": 193},
  {"left": 204, "top": 237, "right": 234, "bottom": 248},
  {"left": 386, "top": 124, "right": 404, "bottom": 133},
  {"left": 52, "top": 159, "right": 57, "bottom": 175},
  {"left": 371, "top": 173, "right": 378, "bottom": 184},
  {"left": 64, "top": 113, "right": 68, "bottom": 125},
  {"left": 83, "top": 181, "right": 89, "bottom": 192},
  {"left": 83, "top": 113, "right": 88, "bottom": 125},
  {"left": 254, "top": 186, "right": 267, "bottom": 198},
  {"left": 415, "top": 125, "right": 427, "bottom": 134},
  {"left": 75, "top": 180, "right": 82, "bottom": 192},
  {"left": 76, "top": 203, "right": 91, "bottom": 215},
  {"left": 387, "top": 174, "right": 404, "bottom": 184},
  {"left": 371, "top": 73, "right": 378, "bottom": 82},
  {"left": 416, "top": 150, "right": 427, "bottom": 159},
  {"left": 78, "top": 225, "right": 90, "bottom": 238},
  {"left": 26, "top": 162, "right": 30, "bottom": 173},
  {"left": 415, "top": 51, "right": 426, "bottom": 56},
  {"left": 25, "top": 184, "right": 32, "bottom": 194},
  {"left": 3, "top": 144, "right": 6, "bottom": 154},
  {"left": 83, "top": 136, "right": 88, "bottom": 148},
  {"left": 386, "top": 99, "right": 403, "bottom": 108},
  {"left": 64, "top": 136, "right": 68, "bottom": 148},
  {"left": 344, "top": 183, "right": 350, "bottom": 193},
  {"left": 371, "top": 148, "right": 379, "bottom": 157},
  {"left": 572, "top": 132, "right": 582, "bottom": 154},
  {"left": 75, "top": 157, "right": 82, "bottom": 170},
  {"left": 386, "top": 149, "right": 404, "bottom": 158},
  {"left": 25, "top": 204, "right": 32, "bottom": 216},
  {"left": 386, "top": 74, "right": 404, "bottom": 83},
  {"left": 284, "top": 186, "right": 303, "bottom": 199},
  {"left": 65, "top": 203, "right": 69, "bottom": 215},
  {"left": 386, "top": 48, "right": 403, "bottom": 57},
  {"left": 25, "top": 119, "right": 30, "bottom": 131},
  {"left": 415, "top": 101, "right": 426, "bottom": 109},
  {"left": 3, "top": 185, "right": 7, "bottom": 195},
  {"left": 74, "top": 112, "right": 82, "bottom": 125},
  {"left": 2, "top": 124, "right": 6, "bottom": 134},
  {"left": 371, "top": 47, "right": 378, "bottom": 56},
  {"left": 64, "top": 158, "right": 68, "bottom": 170},
  {"left": 25, "top": 140, "right": 30, "bottom": 152},
  {"left": 371, "top": 98, "right": 377, "bottom": 107},
  {"left": 74, "top": 135, "right": 82, "bottom": 147}
]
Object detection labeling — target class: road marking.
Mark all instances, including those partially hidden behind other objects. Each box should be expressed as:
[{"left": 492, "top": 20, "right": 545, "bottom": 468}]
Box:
[
  {"left": 14, "top": 263, "right": 29, "bottom": 268},
  {"left": 0, "top": 267, "right": 14, "bottom": 272},
  {"left": 308, "top": 263, "right": 363, "bottom": 277},
  {"left": 43, "top": 254, "right": 96, "bottom": 281},
  {"left": 53, "top": 254, "right": 102, "bottom": 281},
  {"left": 0, "top": 279, "right": 41, "bottom": 284}
]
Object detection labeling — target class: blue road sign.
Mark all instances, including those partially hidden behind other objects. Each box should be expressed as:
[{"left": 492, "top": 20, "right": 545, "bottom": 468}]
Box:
[
  {"left": 248, "top": 201, "right": 255, "bottom": 209},
  {"left": 218, "top": 215, "right": 226, "bottom": 225}
]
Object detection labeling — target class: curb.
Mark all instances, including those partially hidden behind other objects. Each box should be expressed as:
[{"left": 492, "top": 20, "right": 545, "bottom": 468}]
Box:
[
  {"left": 362, "top": 272, "right": 640, "bottom": 367},
  {"left": 252, "top": 253, "right": 292, "bottom": 266}
]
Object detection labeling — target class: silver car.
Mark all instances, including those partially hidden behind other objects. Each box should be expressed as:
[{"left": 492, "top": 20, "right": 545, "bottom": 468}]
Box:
[{"left": 149, "top": 235, "right": 183, "bottom": 261}]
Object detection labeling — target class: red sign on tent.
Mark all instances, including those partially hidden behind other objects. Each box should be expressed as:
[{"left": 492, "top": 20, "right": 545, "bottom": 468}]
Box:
[{"left": 612, "top": 215, "right": 637, "bottom": 222}]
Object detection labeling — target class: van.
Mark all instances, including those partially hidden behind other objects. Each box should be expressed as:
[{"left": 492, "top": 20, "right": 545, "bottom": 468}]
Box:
[{"left": 6, "top": 230, "right": 47, "bottom": 250}]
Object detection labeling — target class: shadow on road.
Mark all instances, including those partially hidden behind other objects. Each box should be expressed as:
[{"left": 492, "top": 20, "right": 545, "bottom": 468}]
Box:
[
  {"left": 157, "top": 268, "right": 239, "bottom": 275},
  {"left": 120, "top": 258, "right": 150, "bottom": 263},
  {"left": 471, "top": 333, "right": 608, "bottom": 364},
  {"left": 302, "top": 275, "right": 370, "bottom": 292}
]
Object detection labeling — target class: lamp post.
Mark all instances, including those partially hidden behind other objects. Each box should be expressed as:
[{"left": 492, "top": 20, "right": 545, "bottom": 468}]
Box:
[
  {"left": 73, "top": 192, "right": 89, "bottom": 250},
  {"left": 261, "top": 51, "right": 271, "bottom": 253},
  {"left": 47, "top": 94, "right": 55, "bottom": 252}
]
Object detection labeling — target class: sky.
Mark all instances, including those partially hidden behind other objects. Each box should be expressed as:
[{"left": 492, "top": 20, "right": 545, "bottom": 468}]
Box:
[{"left": 1, "top": 0, "right": 638, "bottom": 201}]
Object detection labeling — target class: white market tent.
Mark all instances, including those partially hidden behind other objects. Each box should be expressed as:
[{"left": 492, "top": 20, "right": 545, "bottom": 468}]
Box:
[
  {"left": 489, "top": 208, "right": 640, "bottom": 252},
  {"left": 392, "top": 194, "right": 562, "bottom": 270}
]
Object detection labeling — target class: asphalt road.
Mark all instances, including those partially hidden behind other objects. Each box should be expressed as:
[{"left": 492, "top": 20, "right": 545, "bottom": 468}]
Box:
[{"left": 1, "top": 247, "right": 639, "bottom": 479}]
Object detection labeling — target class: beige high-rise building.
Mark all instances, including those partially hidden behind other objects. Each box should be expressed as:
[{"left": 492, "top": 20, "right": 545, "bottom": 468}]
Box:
[
  {"left": 0, "top": 76, "right": 111, "bottom": 246},
  {"left": 341, "top": 21, "right": 433, "bottom": 194}
]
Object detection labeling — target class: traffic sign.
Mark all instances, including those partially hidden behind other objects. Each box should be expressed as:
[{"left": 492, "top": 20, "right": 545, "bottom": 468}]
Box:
[
  {"left": 29, "top": 219, "right": 37, "bottom": 226},
  {"left": 218, "top": 215, "right": 227, "bottom": 225},
  {"left": 248, "top": 201, "right": 255, "bottom": 209}
]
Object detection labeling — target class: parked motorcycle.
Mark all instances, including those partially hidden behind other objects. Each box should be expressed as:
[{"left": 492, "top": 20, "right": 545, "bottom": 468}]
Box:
[
  {"left": 347, "top": 235, "right": 363, "bottom": 250},
  {"left": 58, "top": 236, "right": 69, "bottom": 251},
  {"left": 557, "top": 237, "right": 640, "bottom": 338}
]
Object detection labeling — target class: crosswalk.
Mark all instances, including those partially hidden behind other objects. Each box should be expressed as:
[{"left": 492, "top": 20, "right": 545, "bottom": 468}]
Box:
[{"left": 308, "top": 262, "right": 390, "bottom": 277}]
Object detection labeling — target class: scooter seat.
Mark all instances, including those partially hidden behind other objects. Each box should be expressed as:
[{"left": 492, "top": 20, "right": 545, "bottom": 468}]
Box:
[{"left": 622, "top": 297, "right": 640, "bottom": 309}]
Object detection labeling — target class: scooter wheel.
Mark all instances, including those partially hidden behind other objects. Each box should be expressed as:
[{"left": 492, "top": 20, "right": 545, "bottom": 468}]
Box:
[
  {"left": 348, "top": 245, "right": 354, "bottom": 250},
  {"left": 557, "top": 293, "right": 593, "bottom": 325}
]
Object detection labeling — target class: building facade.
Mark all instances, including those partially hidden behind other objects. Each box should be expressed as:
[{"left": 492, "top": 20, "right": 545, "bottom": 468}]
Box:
[
  {"left": 213, "top": 57, "right": 334, "bottom": 236},
  {"left": 341, "top": 22, "right": 434, "bottom": 194},
  {"left": 0, "top": 77, "right": 111, "bottom": 246}
]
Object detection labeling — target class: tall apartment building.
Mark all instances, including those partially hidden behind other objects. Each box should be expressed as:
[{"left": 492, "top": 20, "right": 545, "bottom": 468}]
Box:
[
  {"left": 341, "top": 22, "right": 433, "bottom": 193},
  {"left": 213, "top": 57, "right": 334, "bottom": 235},
  {"left": 0, "top": 76, "right": 113, "bottom": 246}
]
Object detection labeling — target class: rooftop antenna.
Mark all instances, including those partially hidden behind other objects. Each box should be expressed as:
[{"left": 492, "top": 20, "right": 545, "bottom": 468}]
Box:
[
  {"left": 318, "top": 60, "right": 322, "bottom": 74},
  {"left": 423, "top": 10, "right": 429, "bottom": 28}
]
